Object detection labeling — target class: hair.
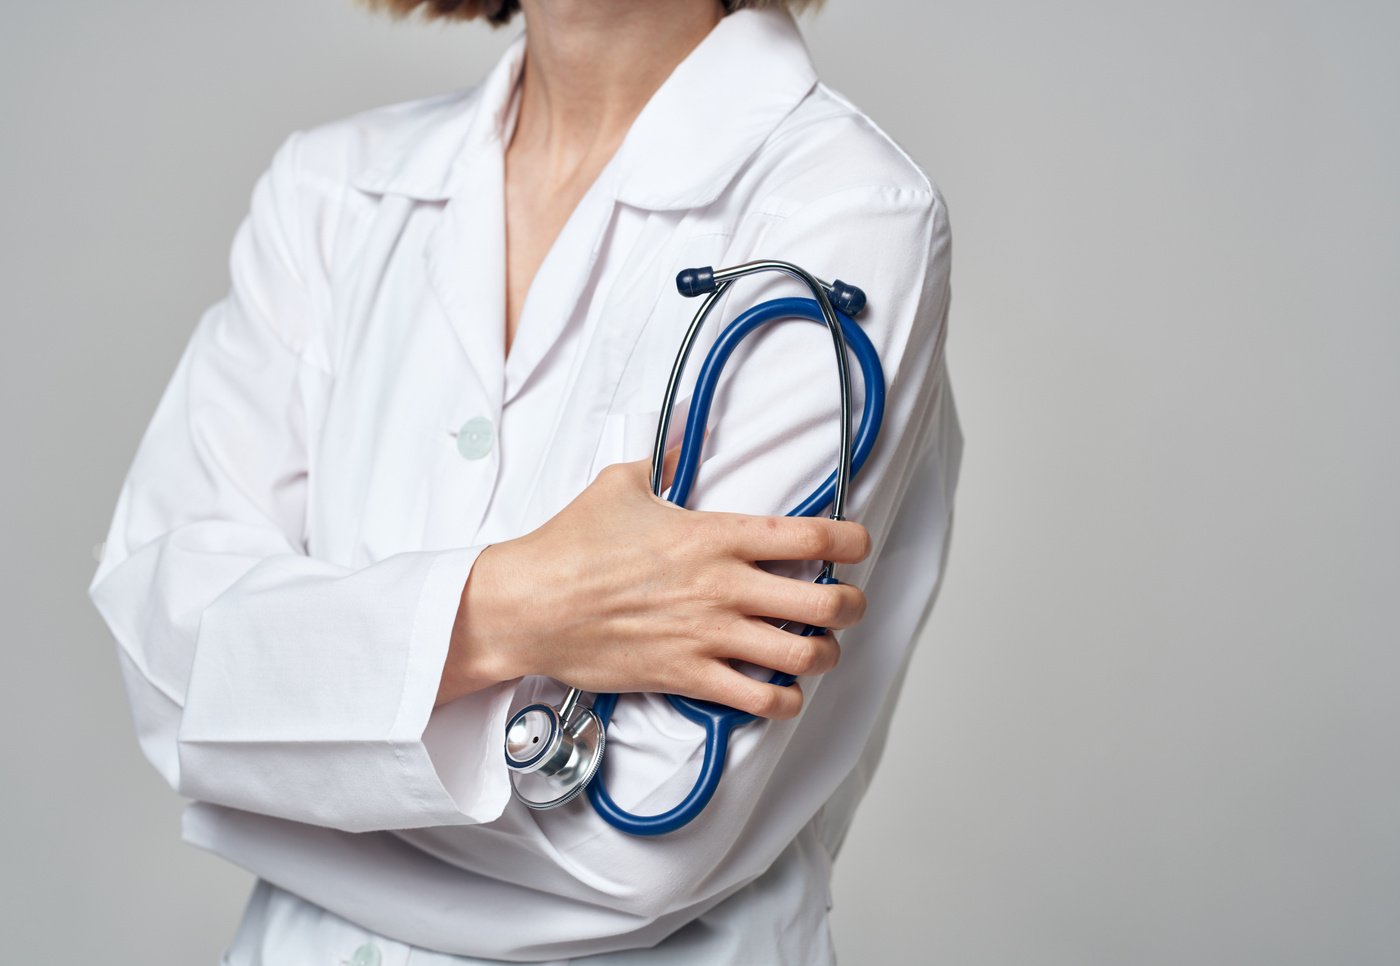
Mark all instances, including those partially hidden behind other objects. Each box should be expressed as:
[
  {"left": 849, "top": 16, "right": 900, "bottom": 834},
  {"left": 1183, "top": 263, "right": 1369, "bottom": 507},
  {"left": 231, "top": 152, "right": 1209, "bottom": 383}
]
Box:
[{"left": 359, "top": 0, "right": 822, "bottom": 28}]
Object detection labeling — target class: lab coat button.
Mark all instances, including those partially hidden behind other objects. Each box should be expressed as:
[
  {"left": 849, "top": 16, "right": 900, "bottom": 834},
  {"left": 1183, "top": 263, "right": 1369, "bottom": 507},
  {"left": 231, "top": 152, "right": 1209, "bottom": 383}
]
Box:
[
  {"left": 456, "top": 416, "right": 494, "bottom": 460},
  {"left": 348, "top": 943, "right": 382, "bottom": 966}
]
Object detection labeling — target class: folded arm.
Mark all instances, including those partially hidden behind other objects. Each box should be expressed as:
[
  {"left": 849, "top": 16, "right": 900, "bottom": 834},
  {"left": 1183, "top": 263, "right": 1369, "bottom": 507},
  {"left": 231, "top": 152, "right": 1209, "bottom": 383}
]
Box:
[{"left": 88, "top": 132, "right": 516, "bottom": 832}]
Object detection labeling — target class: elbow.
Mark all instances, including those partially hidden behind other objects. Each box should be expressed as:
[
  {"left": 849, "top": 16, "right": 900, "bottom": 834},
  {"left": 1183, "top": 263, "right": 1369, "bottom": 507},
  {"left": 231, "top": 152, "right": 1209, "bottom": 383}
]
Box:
[
  {"left": 106, "top": 634, "right": 187, "bottom": 797},
  {"left": 131, "top": 706, "right": 185, "bottom": 795}
]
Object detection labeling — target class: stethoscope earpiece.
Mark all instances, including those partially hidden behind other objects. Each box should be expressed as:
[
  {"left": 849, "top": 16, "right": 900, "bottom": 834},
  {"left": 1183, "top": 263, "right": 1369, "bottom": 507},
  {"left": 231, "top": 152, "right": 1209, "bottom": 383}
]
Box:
[
  {"left": 827, "top": 279, "right": 866, "bottom": 317},
  {"left": 675, "top": 265, "right": 716, "bottom": 297}
]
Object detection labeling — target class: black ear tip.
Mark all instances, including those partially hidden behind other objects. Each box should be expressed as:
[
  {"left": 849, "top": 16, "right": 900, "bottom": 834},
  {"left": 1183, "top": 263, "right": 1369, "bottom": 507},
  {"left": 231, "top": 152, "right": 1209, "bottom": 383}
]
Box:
[
  {"left": 676, "top": 266, "right": 716, "bottom": 297},
  {"left": 829, "top": 280, "right": 867, "bottom": 316}
]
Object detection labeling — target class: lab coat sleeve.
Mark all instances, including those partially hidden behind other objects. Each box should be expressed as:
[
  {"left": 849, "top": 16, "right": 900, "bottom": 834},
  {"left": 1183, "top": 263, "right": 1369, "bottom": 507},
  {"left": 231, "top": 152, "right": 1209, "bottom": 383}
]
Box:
[
  {"left": 613, "top": 180, "right": 953, "bottom": 910},
  {"left": 86, "top": 130, "right": 516, "bottom": 833},
  {"left": 471, "top": 180, "right": 955, "bottom": 929}
]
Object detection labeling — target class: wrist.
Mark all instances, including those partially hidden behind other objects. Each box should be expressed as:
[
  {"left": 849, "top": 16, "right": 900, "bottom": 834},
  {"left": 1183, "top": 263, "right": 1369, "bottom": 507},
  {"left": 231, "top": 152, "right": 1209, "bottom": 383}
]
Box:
[{"left": 436, "top": 541, "right": 532, "bottom": 706}]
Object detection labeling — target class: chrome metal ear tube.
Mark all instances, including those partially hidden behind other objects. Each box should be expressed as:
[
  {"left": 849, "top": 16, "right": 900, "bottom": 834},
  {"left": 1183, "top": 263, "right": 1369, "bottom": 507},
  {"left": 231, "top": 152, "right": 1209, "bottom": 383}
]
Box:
[
  {"left": 669, "top": 260, "right": 857, "bottom": 541},
  {"left": 648, "top": 279, "right": 736, "bottom": 497}
]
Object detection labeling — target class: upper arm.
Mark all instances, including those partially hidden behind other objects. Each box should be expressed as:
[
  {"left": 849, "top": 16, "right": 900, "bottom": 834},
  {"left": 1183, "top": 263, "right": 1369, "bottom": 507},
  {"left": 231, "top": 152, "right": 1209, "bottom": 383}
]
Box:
[
  {"left": 492, "top": 176, "right": 956, "bottom": 919},
  {"left": 683, "top": 180, "right": 951, "bottom": 535}
]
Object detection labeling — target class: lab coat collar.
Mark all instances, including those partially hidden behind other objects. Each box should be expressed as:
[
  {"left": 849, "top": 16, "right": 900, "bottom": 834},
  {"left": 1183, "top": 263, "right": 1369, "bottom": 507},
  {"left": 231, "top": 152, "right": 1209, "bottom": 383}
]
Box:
[
  {"left": 350, "top": 33, "right": 526, "bottom": 201},
  {"left": 350, "top": 7, "right": 818, "bottom": 211}
]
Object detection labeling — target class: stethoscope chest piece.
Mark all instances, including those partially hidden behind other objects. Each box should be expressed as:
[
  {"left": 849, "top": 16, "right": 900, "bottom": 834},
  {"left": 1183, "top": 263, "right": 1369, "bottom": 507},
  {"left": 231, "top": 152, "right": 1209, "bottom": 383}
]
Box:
[{"left": 505, "top": 699, "right": 606, "bottom": 809}]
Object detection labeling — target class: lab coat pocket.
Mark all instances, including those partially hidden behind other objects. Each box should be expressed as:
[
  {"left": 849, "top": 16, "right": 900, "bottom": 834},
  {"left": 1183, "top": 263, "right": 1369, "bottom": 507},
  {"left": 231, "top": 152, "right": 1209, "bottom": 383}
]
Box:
[{"left": 590, "top": 399, "right": 691, "bottom": 480}]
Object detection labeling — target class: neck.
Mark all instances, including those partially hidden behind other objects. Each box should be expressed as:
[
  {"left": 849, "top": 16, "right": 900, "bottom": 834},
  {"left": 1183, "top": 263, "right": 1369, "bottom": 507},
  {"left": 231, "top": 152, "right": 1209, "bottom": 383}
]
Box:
[{"left": 512, "top": 0, "right": 726, "bottom": 179}]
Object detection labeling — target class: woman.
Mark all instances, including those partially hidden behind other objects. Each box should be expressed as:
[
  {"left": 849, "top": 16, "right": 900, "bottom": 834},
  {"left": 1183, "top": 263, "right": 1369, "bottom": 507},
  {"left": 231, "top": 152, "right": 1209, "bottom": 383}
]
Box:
[{"left": 88, "top": 0, "right": 962, "bottom": 962}]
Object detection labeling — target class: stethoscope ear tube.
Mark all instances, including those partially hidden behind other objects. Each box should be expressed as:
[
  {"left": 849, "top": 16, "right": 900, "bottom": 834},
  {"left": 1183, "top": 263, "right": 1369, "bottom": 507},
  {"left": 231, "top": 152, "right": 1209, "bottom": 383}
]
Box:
[{"left": 665, "top": 296, "right": 886, "bottom": 518}]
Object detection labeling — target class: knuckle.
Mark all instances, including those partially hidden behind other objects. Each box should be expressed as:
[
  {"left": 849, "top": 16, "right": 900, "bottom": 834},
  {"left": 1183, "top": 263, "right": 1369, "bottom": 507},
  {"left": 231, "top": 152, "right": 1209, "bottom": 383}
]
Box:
[
  {"left": 775, "top": 686, "right": 804, "bottom": 720},
  {"left": 852, "top": 523, "right": 872, "bottom": 561},
  {"left": 785, "top": 635, "right": 819, "bottom": 675},
  {"left": 794, "top": 521, "right": 831, "bottom": 559},
  {"left": 676, "top": 517, "right": 718, "bottom": 557},
  {"left": 801, "top": 633, "right": 838, "bottom": 674},
  {"left": 674, "top": 613, "right": 716, "bottom": 652},
  {"left": 847, "top": 586, "right": 868, "bottom": 622},
  {"left": 823, "top": 635, "right": 843, "bottom": 671},
  {"left": 812, "top": 588, "right": 845, "bottom": 626},
  {"left": 752, "top": 686, "right": 784, "bottom": 719},
  {"left": 671, "top": 657, "right": 710, "bottom": 693},
  {"left": 689, "top": 570, "right": 728, "bottom": 607},
  {"left": 597, "top": 461, "right": 631, "bottom": 488},
  {"left": 745, "top": 515, "right": 784, "bottom": 556}
]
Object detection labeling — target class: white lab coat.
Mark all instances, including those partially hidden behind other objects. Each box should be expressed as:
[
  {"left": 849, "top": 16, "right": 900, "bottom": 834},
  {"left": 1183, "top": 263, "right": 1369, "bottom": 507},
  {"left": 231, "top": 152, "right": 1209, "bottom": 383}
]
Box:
[{"left": 88, "top": 7, "right": 963, "bottom": 964}]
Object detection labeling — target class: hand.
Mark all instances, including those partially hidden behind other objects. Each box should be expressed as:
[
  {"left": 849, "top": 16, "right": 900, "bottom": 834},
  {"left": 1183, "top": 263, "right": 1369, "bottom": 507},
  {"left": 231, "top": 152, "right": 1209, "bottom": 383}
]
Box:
[{"left": 438, "top": 448, "right": 871, "bottom": 718}]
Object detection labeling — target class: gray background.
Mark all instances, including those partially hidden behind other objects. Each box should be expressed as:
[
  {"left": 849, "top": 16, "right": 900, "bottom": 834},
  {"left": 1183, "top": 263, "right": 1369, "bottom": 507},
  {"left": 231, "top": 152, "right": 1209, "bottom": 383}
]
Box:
[{"left": 3, "top": 0, "right": 1396, "bottom": 962}]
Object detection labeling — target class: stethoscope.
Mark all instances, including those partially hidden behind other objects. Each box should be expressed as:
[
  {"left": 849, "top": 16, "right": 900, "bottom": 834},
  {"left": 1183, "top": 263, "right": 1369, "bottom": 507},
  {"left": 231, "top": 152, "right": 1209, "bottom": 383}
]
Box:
[{"left": 503, "top": 259, "right": 887, "bottom": 836}]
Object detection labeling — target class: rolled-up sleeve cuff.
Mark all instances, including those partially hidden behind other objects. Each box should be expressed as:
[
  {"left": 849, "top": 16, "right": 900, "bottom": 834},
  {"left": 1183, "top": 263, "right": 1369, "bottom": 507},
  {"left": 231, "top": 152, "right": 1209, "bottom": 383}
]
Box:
[
  {"left": 394, "top": 545, "right": 517, "bottom": 827},
  {"left": 175, "top": 544, "right": 517, "bottom": 833}
]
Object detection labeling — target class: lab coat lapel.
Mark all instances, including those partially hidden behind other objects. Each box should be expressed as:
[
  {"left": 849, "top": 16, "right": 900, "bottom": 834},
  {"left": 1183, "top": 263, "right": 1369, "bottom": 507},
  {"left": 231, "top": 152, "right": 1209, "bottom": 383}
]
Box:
[
  {"left": 352, "top": 33, "right": 527, "bottom": 412},
  {"left": 500, "top": 171, "right": 618, "bottom": 405},
  {"left": 425, "top": 151, "right": 507, "bottom": 411}
]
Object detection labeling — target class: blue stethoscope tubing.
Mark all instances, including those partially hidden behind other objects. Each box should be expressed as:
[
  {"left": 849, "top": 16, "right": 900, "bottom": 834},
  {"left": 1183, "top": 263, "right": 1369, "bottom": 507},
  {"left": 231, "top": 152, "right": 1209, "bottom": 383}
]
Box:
[
  {"left": 502, "top": 260, "right": 887, "bottom": 834},
  {"left": 585, "top": 292, "right": 886, "bottom": 836}
]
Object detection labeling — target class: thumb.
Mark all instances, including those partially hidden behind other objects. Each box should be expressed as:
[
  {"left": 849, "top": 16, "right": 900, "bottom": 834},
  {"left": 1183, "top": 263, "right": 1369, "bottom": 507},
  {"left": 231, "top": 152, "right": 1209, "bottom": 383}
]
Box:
[
  {"left": 617, "top": 442, "right": 681, "bottom": 494},
  {"left": 638, "top": 428, "right": 705, "bottom": 495},
  {"left": 658, "top": 440, "right": 684, "bottom": 491},
  {"left": 660, "top": 426, "right": 710, "bottom": 492}
]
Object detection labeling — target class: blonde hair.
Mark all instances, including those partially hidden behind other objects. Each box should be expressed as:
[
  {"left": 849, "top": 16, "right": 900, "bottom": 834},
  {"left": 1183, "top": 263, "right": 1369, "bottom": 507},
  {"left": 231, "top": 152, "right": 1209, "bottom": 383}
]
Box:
[{"left": 360, "top": 0, "right": 821, "bottom": 27}]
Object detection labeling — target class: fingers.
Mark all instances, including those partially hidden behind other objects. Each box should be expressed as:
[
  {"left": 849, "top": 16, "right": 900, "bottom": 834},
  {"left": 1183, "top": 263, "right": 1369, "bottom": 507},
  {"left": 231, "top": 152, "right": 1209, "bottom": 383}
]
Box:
[
  {"left": 666, "top": 621, "right": 839, "bottom": 720},
  {"left": 718, "top": 514, "right": 871, "bottom": 565},
  {"left": 721, "top": 620, "right": 841, "bottom": 677},
  {"left": 733, "top": 571, "right": 867, "bottom": 629},
  {"left": 690, "top": 663, "right": 807, "bottom": 720}
]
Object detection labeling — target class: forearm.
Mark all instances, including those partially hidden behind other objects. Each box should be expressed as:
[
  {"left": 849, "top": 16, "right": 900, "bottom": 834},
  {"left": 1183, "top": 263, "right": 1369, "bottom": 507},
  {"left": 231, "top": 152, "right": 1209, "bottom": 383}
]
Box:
[{"left": 435, "top": 455, "right": 868, "bottom": 717}]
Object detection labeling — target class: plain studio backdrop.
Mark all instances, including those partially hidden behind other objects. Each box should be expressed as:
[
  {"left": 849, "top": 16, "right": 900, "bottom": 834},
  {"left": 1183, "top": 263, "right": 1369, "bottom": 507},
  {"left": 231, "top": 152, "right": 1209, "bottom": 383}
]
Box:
[{"left": 3, "top": 1, "right": 1396, "bottom": 963}]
